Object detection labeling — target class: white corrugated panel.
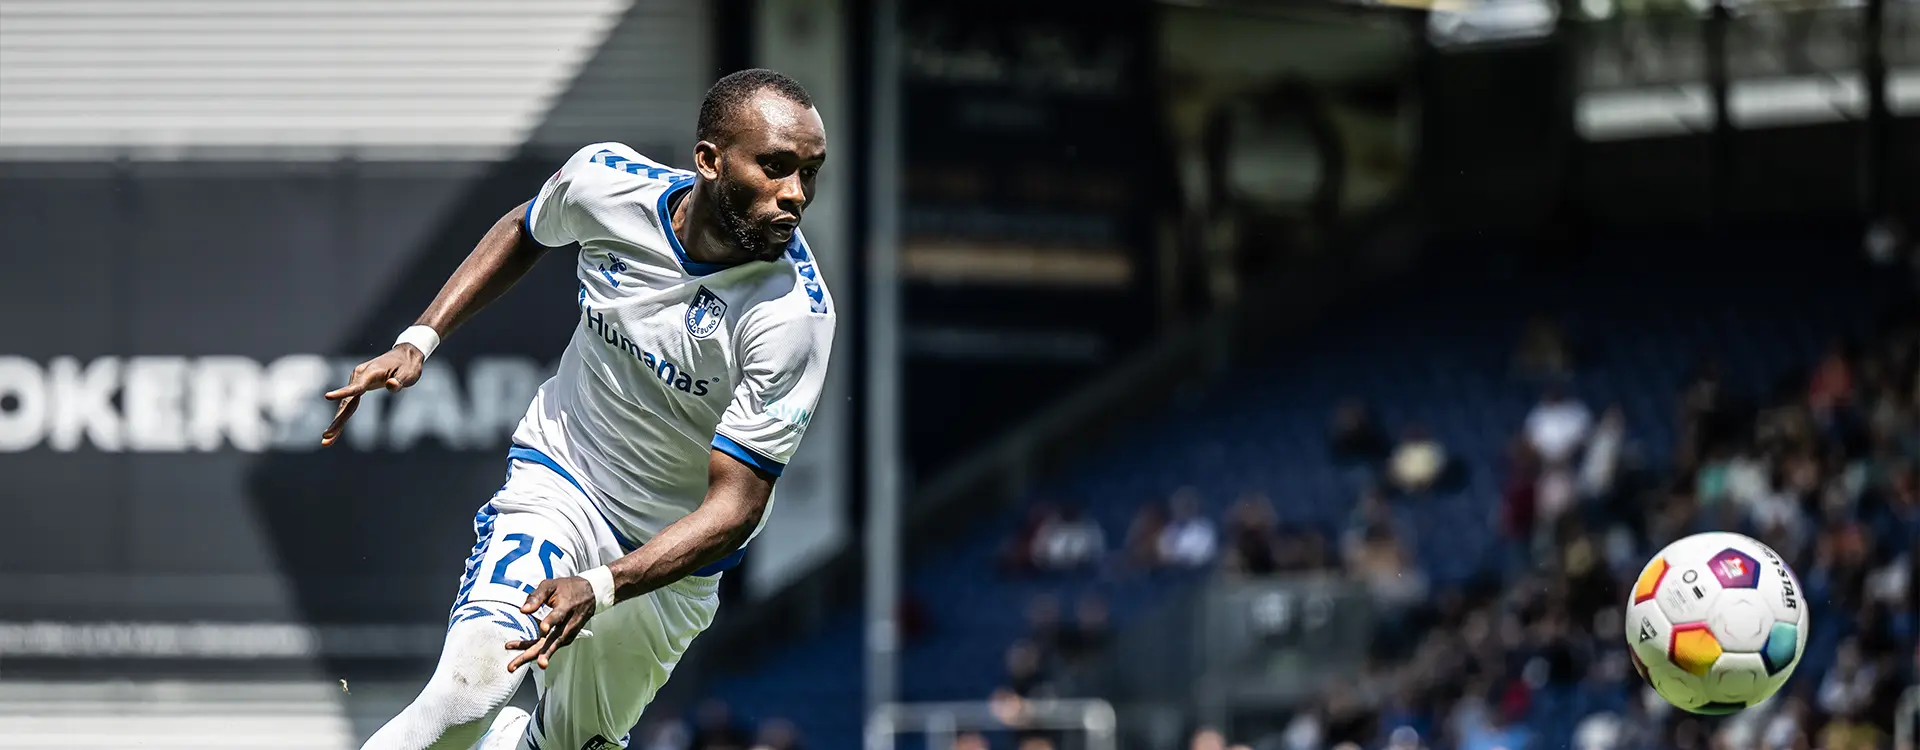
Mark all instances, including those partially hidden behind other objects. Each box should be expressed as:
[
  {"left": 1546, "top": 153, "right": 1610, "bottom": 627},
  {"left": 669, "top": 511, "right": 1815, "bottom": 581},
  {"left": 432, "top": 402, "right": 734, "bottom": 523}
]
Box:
[
  {"left": 0, "top": 0, "right": 664, "bottom": 159},
  {"left": 0, "top": 679, "right": 429, "bottom": 749}
]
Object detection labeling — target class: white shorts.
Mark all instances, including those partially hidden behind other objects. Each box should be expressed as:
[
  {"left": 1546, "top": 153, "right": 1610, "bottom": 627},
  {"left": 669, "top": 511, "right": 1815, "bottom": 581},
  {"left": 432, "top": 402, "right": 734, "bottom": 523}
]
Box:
[{"left": 450, "top": 452, "right": 720, "bottom": 750}]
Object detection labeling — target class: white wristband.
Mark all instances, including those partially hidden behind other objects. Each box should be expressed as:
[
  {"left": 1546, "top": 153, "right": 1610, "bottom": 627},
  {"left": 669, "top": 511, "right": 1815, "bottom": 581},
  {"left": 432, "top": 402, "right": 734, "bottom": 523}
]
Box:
[
  {"left": 393, "top": 325, "right": 441, "bottom": 361},
  {"left": 580, "top": 566, "right": 617, "bottom": 614}
]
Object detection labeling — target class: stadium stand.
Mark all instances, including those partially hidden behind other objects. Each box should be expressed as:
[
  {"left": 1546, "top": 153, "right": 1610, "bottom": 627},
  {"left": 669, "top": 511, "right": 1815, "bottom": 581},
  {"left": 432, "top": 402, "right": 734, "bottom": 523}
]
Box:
[{"left": 667, "top": 234, "right": 1916, "bottom": 750}]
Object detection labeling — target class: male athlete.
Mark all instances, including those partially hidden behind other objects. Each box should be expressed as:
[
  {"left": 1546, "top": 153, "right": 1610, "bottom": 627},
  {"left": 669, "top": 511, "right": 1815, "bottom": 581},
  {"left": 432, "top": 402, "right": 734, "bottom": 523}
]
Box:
[{"left": 323, "top": 69, "right": 833, "bottom": 750}]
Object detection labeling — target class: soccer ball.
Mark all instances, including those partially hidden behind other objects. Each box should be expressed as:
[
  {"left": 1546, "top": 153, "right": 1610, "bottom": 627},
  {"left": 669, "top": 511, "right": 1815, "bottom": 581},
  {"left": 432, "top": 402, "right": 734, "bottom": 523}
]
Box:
[{"left": 1624, "top": 531, "right": 1808, "bottom": 714}]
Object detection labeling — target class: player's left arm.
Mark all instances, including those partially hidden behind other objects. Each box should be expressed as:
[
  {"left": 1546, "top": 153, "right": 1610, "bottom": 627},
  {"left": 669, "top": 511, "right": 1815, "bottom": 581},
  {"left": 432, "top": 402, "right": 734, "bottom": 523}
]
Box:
[{"left": 507, "top": 307, "right": 834, "bottom": 671}]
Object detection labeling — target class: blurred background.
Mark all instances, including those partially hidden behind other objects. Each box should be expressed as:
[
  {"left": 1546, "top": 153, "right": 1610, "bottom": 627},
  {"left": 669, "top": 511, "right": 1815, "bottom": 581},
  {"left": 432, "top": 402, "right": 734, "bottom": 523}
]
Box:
[{"left": 0, "top": 0, "right": 1916, "bottom": 749}]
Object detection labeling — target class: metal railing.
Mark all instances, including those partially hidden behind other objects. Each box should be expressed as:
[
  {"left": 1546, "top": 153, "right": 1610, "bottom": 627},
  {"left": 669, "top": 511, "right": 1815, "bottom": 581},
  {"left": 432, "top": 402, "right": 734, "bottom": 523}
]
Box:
[{"left": 865, "top": 698, "right": 1119, "bottom": 750}]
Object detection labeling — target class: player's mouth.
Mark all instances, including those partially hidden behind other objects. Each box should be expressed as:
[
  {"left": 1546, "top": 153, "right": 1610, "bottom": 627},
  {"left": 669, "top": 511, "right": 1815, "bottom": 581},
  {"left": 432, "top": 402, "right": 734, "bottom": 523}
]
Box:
[{"left": 768, "top": 218, "right": 798, "bottom": 242}]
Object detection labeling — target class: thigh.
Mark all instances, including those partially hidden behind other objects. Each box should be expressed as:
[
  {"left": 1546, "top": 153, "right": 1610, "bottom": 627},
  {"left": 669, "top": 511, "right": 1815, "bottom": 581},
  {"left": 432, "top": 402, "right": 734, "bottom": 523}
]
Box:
[
  {"left": 528, "top": 578, "right": 721, "bottom": 750},
  {"left": 451, "top": 472, "right": 592, "bottom": 618}
]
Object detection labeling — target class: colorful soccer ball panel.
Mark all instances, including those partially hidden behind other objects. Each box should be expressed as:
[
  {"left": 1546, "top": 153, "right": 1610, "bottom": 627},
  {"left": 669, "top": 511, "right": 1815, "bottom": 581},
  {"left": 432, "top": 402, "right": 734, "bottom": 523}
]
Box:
[
  {"left": 1760, "top": 622, "right": 1800, "bottom": 675},
  {"left": 1668, "top": 623, "right": 1723, "bottom": 676},
  {"left": 1633, "top": 557, "right": 1669, "bottom": 604},
  {"left": 1707, "top": 548, "right": 1761, "bottom": 589}
]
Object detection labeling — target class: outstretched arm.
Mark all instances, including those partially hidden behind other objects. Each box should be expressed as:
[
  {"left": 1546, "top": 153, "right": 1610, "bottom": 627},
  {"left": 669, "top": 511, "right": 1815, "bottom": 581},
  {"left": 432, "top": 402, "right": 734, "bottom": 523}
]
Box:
[
  {"left": 320, "top": 200, "right": 545, "bottom": 446},
  {"left": 505, "top": 449, "right": 774, "bottom": 671}
]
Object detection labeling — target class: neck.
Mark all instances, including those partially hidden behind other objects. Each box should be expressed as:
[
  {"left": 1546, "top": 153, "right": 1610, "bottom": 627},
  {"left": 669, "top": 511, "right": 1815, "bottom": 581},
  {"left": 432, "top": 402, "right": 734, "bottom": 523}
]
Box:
[{"left": 671, "top": 180, "right": 743, "bottom": 267}]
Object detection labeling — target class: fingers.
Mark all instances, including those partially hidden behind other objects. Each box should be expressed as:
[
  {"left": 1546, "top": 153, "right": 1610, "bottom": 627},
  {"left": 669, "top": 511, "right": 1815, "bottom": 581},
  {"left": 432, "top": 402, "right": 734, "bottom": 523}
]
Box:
[
  {"left": 325, "top": 360, "right": 389, "bottom": 401},
  {"left": 319, "top": 395, "right": 360, "bottom": 447},
  {"left": 506, "top": 641, "right": 543, "bottom": 672},
  {"left": 505, "top": 583, "right": 557, "bottom": 672},
  {"left": 321, "top": 353, "right": 422, "bottom": 445},
  {"left": 521, "top": 581, "right": 555, "bottom": 615},
  {"left": 505, "top": 604, "right": 589, "bottom": 672},
  {"left": 538, "top": 622, "right": 567, "bottom": 668}
]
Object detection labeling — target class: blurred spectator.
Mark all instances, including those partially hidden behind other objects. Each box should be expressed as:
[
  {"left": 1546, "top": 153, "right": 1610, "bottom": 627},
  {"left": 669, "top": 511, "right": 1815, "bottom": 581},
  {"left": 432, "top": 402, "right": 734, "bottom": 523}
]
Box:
[
  {"left": 1389, "top": 424, "right": 1449, "bottom": 494},
  {"left": 1224, "top": 491, "right": 1282, "bottom": 575},
  {"left": 1059, "top": 593, "right": 1112, "bottom": 662},
  {"left": 1386, "top": 726, "right": 1427, "bottom": 750},
  {"left": 1514, "top": 315, "right": 1573, "bottom": 378},
  {"left": 999, "top": 502, "right": 1056, "bottom": 575},
  {"left": 1808, "top": 340, "right": 1856, "bottom": 415},
  {"left": 1344, "top": 488, "right": 1413, "bottom": 563},
  {"left": 1679, "top": 360, "right": 1728, "bottom": 467},
  {"left": 1343, "top": 509, "right": 1428, "bottom": 613},
  {"left": 1535, "top": 461, "right": 1578, "bottom": 536},
  {"left": 1761, "top": 697, "right": 1812, "bottom": 750},
  {"left": 951, "top": 732, "right": 989, "bottom": 750},
  {"left": 1158, "top": 488, "right": 1218, "bottom": 568},
  {"left": 641, "top": 718, "right": 692, "bottom": 750},
  {"left": 1124, "top": 500, "right": 1170, "bottom": 570},
  {"left": 1283, "top": 707, "right": 1325, "bottom": 750},
  {"left": 1579, "top": 405, "right": 1628, "bottom": 501},
  {"left": 1030, "top": 505, "right": 1106, "bottom": 572},
  {"left": 1815, "top": 639, "right": 1879, "bottom": 718},
  {"left": 1323, "top": 687, "right": 1378, "bottom": 747},
  {"left": 1331, "top": 399, "right": 1393, "bottom": 465},
  {"left": 750, "top": 719, "right": 802, "bottom": 750},
  {"left": 1818, "top": 710, "right": 1883, "bottom": 750},
  {"left": 1190, "top": 728, "right": 1228, "bottom": 750},
  {"left": 1003, "top": 639, "right": 1050, "bottom": 698},
  {"left": 1458, "top": 694, "right": 1532, "bottom": 750},
  {"left": 1501, "top": 439, "right": 1542, "bottom": 555},
  {"left": 690, "top": 700, "right": 752, "bottom": 750},
  {"left": 1571, "top": 711, "right": 1622, "bottom": 750},
  {"left": 1025, "top": 594, "right": 1063, "bottom": 656},
  {"left": 1526, "top": 387, "right": 1593, "bottom": 466}
]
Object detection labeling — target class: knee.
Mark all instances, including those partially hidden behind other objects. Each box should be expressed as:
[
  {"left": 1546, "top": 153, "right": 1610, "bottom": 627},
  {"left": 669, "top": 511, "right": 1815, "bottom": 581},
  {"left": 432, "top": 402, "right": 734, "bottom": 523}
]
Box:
[{"left": 416, "top": 605, "right": 532, "bottom": 716}]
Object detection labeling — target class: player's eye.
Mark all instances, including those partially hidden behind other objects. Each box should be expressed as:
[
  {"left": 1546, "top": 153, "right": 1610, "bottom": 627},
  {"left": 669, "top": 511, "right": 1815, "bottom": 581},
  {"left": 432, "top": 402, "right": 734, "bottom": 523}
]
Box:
[{"left": 800, "top": 166, "right": 819, "bottom": 180}]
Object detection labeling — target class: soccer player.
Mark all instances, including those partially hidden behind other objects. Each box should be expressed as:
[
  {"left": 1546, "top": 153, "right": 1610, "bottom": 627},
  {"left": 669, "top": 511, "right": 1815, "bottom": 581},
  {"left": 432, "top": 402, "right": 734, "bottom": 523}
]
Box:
[{"left": 325, "top": 69, "right": 834, "bottom": 750}]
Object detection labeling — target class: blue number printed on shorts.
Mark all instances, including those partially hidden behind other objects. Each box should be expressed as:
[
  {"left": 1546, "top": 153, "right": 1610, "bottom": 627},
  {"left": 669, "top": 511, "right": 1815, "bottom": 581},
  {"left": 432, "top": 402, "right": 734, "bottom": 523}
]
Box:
[{"left": 489, "top": 533, "right": 568, "bottom": 594}]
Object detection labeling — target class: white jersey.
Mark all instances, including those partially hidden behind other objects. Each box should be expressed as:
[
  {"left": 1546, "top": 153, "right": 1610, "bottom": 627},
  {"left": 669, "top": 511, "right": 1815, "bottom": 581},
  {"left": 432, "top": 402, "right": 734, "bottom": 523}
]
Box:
[{"left": 512, "top": 142, "right": 834, "bottom": 562}]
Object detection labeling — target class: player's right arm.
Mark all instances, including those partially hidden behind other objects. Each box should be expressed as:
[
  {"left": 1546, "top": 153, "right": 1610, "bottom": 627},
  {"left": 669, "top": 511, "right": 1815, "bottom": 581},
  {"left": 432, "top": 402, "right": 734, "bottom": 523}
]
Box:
[
  {"left": 319, "top": 199, "right": 546, "bottom": 446},
  {"left": 323, "top": 144, "right": 634, "bottom": 445}
]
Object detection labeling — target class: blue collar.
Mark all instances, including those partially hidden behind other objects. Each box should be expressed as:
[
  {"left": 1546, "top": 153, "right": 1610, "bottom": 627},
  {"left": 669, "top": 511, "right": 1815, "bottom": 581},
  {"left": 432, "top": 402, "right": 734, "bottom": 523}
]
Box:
[{"left": 658, "top": 176, "right": 740, "bottom": 277}]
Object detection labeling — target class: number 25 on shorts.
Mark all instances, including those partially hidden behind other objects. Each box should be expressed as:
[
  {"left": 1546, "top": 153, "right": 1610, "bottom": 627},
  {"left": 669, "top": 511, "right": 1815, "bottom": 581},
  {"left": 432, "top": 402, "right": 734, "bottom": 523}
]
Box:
[{"left": 491, "top": 533, "right": 566, "bottom": 594}]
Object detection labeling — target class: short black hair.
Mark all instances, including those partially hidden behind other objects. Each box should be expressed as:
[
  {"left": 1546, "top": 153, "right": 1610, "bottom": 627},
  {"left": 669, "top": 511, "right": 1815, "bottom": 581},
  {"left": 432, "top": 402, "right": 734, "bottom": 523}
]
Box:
[{"left": 697, "top": 68, "right": 814, "bottom": 144}]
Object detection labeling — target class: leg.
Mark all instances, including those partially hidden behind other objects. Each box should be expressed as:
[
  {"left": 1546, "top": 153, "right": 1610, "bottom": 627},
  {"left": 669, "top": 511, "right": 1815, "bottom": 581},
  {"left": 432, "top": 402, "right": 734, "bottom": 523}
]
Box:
[
  {"left": 360, "top": 603, "right": 533, "bottom": 749},
  {"left": 525, "top": 575, "right": 721, "bottom": 750},
  {"left": 363, "top": 493, "right": 586, "bottom": 750}
]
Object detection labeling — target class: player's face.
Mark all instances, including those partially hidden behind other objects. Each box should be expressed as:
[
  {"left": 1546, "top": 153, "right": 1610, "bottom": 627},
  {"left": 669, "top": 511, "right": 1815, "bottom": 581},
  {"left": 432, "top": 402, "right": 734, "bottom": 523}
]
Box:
[{"left": 708, "top": 94, "right": 827, "bottom": 262}]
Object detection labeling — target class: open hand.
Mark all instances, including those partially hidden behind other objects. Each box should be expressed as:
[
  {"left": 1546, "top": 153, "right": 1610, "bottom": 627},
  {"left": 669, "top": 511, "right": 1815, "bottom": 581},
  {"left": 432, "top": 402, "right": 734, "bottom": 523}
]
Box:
[
  {"left": 320, "top": 345, "right": 425, "bottom": 446},
  {"left": 504, "top": 576, "right": 596, "bottom": 671}
]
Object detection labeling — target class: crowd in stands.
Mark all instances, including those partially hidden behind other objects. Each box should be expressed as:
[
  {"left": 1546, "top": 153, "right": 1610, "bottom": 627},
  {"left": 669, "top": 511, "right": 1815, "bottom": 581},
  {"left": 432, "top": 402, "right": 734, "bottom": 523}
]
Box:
[
  {"left": 641, "top": 299, "right": 1915, "bottom": 750},
  {"left": 1190, "top": 319, "right": 1915, "bottom": 750},
  {"left": 968, "top": 312, "right": 1913, "bottom": 750}
]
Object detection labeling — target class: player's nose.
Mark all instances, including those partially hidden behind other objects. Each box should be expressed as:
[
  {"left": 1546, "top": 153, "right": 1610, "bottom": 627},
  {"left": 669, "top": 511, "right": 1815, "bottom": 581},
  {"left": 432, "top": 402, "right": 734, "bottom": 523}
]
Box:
[{"left": 774, "top": 174, "right": 807, "bottom": 213}]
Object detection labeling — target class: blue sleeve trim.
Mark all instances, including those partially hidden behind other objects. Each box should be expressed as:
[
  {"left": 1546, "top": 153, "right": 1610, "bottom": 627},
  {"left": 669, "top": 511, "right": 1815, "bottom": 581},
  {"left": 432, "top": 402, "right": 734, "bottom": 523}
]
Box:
[
  {"left": 712, "top": 433, "right": 785, "bottom": 477},
  {"left": 524, "top": 190, "right": 560, "bottom": 247}
]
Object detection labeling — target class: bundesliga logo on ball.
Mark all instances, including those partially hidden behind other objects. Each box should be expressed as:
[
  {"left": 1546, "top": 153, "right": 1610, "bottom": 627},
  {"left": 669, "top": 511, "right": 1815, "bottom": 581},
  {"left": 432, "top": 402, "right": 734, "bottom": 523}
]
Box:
[{"left": 1624, "top": 532, "right": 1809, "bottom": 714}]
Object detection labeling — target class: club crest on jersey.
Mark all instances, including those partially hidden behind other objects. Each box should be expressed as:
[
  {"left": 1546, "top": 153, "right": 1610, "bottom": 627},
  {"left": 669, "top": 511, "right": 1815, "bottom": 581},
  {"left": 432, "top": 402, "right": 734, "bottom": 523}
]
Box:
[{"left": 686, "top": 286, "right": 727, "bottom": 339}]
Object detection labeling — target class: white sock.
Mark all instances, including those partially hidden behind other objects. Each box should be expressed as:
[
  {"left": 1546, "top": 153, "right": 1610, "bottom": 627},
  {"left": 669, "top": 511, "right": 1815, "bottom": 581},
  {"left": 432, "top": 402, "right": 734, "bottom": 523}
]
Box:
[{"left": 360, "top": 602, "right": 535, "bottom": 750}]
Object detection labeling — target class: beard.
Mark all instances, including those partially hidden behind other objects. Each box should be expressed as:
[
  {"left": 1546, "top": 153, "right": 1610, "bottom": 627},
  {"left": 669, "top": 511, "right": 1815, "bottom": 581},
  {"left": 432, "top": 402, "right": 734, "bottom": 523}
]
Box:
[{"left": 711, "top": 174, "right": 774, "bottom": 261}]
